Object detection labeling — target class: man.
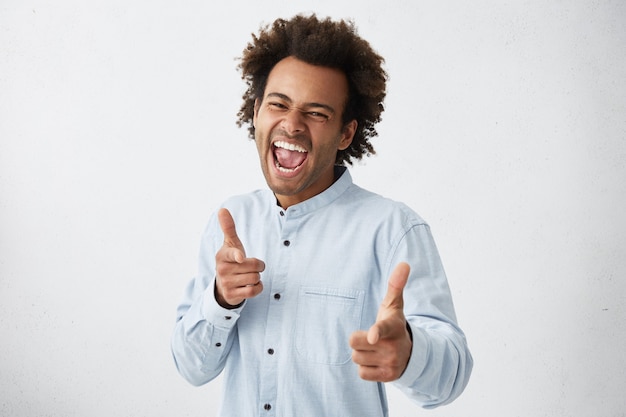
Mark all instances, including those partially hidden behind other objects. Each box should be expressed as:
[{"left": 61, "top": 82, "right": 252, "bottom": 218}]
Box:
[{"left": 172, "top": 14, "right": 472, "bottom": 416}]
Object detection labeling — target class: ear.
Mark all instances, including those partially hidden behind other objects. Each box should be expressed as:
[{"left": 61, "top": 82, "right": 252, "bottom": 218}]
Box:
[
  {"left": 338, "top": 119, "right": 357, "bottom": 151},
  {"left": 253, "top": 98, "right": 261, "bottom": 128}
]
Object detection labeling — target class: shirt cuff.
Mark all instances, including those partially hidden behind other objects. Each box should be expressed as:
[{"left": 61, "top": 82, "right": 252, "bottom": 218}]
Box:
[
  {"left": 201, "top": 278, "right": 244, "bottom": 329},
  {"left": 394, "top": 321, "right": 429, "bottom": 387}
]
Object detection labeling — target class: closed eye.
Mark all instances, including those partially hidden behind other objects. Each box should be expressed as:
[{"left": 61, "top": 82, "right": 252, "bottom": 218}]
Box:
[
  {"left": 268, "top": 101, "right": 289, "bottom": 111},
  {"left": 264, "top": 93, "right": 334, "bottom": 123},
  {"left": 306, "top": 111, "right": 330, "bottom": 122}
]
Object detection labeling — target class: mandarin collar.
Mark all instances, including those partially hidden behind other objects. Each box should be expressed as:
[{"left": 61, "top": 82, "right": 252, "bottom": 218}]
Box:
[{"left": 272, "top": 166, "right": 352, "bottom": 217}]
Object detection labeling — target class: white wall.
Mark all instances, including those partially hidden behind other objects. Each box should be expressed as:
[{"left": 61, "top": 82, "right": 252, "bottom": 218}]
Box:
[{"left": 1, "top": 1, "right": 625, "bottom": 416}]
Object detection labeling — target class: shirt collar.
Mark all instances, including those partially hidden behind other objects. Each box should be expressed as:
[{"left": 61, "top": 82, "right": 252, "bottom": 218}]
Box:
[{"left": 274, "top": 166, "right": 352, "bottom": 216}]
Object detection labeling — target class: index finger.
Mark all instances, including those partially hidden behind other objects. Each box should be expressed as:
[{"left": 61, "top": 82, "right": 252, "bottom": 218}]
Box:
[
  {"left": 218, "top": 208, "right": 245, "bottom": 253},
  {"left": 381, "top": 262, "right": 410, "bottom": 309}
]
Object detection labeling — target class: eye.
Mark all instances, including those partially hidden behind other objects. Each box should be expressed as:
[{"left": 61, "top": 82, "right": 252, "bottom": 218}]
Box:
[
  {"left": 307, "top": 111, "right": 330, "bottom": 123},
  {"left": 267, "top": 101, "right": 288, "bottom": 111}
]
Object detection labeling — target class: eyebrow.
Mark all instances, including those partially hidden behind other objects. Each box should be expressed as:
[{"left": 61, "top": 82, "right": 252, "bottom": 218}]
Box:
[{"left": 265, "top": 92, "right": 336, "bottom": 115}]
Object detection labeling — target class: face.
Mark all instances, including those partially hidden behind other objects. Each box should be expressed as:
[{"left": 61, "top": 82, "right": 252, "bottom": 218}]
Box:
[{"left": 253, "top": 56, "right": 357, "bottom": 209}]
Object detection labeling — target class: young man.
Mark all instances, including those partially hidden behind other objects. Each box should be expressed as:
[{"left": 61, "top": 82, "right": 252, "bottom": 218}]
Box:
[{"left": 172, "top": 14, "right": 472, "bottom": 416}]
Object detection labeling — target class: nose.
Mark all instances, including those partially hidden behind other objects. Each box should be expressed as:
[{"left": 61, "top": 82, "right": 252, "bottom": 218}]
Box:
[{"left": 280, "top": 108, "right": 306, "bottom": 134}]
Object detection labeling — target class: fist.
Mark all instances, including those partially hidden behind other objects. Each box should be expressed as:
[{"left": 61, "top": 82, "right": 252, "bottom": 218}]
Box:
[
  {"left": 349, "top": 262, "right": 413, "bottom": 382},
  {"left": 214, "top": 208, "right": 265, "bottom": 308}
]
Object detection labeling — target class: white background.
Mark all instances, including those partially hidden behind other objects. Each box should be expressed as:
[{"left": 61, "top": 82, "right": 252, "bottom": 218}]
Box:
[{"left": 1, "top": 1, "right": 625, "bottom": 416}]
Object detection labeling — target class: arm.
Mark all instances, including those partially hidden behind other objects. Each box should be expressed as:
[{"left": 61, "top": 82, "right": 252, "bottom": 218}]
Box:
[
  {"left": 171, "top": 208, "right": 265, "bottom": 386},
  {"left": 351, "top": 223, "right": 472, "bottom": 407},
  {"left": 171, "top": 276, "right": 243, "bottom": 386},
  {"left": 391, "top": 223, "right": 473, "bottom": 408}
]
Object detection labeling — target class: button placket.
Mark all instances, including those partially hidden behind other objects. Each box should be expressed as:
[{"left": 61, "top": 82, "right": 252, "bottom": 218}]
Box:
[{"left": 259, "top": 206, "right": 293, "bottom": 415}]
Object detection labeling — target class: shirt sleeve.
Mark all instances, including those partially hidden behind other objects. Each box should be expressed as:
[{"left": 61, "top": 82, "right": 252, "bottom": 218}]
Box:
[
  {"left": 170, "top": 215, "right": 243, "bottom": 386},
  {"left": 388, "top": 222, "right": 473, "bottom": 408}
]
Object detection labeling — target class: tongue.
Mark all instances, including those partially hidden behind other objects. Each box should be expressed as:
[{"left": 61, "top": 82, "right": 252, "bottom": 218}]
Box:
[{"left": 275, "top": 148, "right": 307, "bottom": 169}]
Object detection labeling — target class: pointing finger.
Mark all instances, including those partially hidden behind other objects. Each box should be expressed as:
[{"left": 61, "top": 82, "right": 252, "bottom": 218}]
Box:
[
  {"left": 218, "top": 208, "right": 246, "bottom": 255},
  {"left": 367, "top": 262, "right": 411, "bottom": 344},
  {"left": 381, "top": 262, "right": 410, "bottom": 310}
]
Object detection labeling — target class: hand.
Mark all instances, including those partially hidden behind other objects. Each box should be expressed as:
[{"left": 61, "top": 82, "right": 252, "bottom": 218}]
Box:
[
  {"left": 349, "top": 262, "right": 413, "bottom": 382},
  {"left": 214, "top": 208, "right": 265, "bottom": 308}
]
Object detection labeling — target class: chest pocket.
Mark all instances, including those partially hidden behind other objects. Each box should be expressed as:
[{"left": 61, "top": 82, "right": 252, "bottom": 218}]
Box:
[{"left": 295, "top": 286, "right": 365, "bottom": 365}]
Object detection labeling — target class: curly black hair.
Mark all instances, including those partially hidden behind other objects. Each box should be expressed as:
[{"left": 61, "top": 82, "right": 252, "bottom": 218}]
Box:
[{"left": 236, "top": 14, "right": 387, "bottom": 165}]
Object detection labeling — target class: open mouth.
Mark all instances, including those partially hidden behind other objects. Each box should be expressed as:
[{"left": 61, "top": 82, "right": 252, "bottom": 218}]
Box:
[{"left": 273, "top": 140, "right": 308, "bottom": 173}]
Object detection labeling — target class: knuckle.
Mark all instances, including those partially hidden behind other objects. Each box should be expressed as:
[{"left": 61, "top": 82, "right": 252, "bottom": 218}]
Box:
[
  {"left": 222, "top": 288, "right": 235, "bottom": 300},
  {"left": 222, "top": 285, "right": 237, "bottom": 299},
  {"left": 215, "top": 262, "right": 230, "bottom": 277},
  {"left": 379, "top": 367, "right": 393, "bottom": 382},
  {"left": 253, "top": 259, "right": 265, "bottom": 271}
]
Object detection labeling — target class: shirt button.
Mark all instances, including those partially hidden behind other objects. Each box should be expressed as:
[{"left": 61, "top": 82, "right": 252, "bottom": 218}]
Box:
[
  {"left": 224, "top": 316, "right": 232, "bottom": 320},
  {"left": 264, "top": 403, "right": 272, "bottom": 411},
  {"left": 267, "top": 348, "right": 274, "bottom": 355},
  {"left": 283, "top": 240, "right": 290, "bottom": 246},
  {"left": 215, "top": 342, "right": 222, "bottom": 347},
  {"left": 274, "top": 293, "right": 281, "bottom": 300},
  {"left": 279, "top": 210, "right": 285, "bottom": 216}
]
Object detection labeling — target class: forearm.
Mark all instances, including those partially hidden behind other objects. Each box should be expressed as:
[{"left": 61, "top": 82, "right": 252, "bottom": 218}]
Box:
[
  {"left": 171, "top": 279, "right": 241, "bottom": 386},
  {"left": 393, "top": 319, "right": 473, "bottom": 408},
  {"left": 388, "top": 223, "right": 473, "bottom": 407}
]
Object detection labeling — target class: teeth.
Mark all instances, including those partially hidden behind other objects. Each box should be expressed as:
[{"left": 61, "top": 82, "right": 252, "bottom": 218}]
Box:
[
  {"left": 275, "top": 160, "right": 296, "bottom": 173},
  {"left": 274, "top": 141, "right": 306, "bottom": 153}
]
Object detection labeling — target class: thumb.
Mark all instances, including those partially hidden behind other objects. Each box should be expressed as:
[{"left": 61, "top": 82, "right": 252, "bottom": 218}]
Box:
[
  {"left": 367, "top": 262, "right": 410, "bottom": 344},
  {"left": 218, "top": 208, "right": 246, "bottom": 259}
]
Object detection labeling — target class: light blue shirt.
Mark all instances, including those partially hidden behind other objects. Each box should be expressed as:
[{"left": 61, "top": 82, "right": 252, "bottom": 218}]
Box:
[{"left": 171, "top": 167, "right": 472, "bottom": 416}]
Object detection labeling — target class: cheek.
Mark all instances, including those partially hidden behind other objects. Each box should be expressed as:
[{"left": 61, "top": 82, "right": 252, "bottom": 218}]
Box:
[
  {"left": 254, "top": 133, "right": 266, "bottom": 154},
  {"left": 314, "top": 137, "right": 341, "bottom": 160},
  {"left": 254, "top": 112, "right": 277, "bottom": 136}
]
